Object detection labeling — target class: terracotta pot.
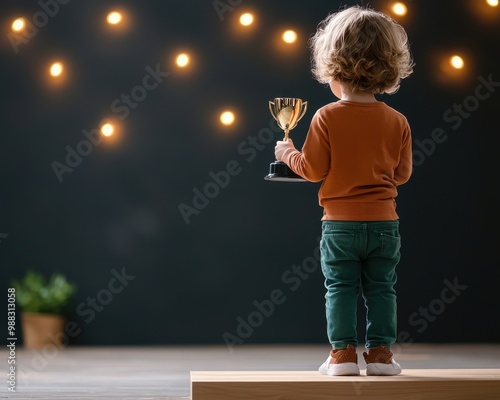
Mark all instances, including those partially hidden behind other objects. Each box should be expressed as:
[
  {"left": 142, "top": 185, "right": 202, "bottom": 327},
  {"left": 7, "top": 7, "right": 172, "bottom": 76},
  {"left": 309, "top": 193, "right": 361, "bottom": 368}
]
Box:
[{"left": 21, "top": 312, "right": 65, "bottom": 349}]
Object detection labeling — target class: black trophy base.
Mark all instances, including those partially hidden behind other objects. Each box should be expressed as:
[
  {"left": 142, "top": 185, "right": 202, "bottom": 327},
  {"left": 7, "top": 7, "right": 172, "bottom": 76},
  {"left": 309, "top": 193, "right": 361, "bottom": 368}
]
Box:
[{"left": 264, "top": 161, "right": 307, "bottom": 182}]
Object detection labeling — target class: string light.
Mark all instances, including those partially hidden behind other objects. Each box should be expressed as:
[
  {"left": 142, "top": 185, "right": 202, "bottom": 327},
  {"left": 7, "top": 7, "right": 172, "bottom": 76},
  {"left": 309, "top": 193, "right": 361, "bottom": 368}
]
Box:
[
  {"left": 220, "top": 111, "right": 235, "bottom": 126},
  {"left": 176, "top": 53, "right": 190, "bottom": 68},
  {"left": 392, "top": 2, "right": 408, "bottom": 16},
  {"left": 107, "top": 11, "right": 122, "bottom": 25},
  {"left": 239, "top": 13, "right": 254, "bottom": 26},
  {"left": 11, "top": 18, "right": 25, "bottom": 32},
  {"left": 101, "top": 123, "right": 115, "bottom": 137},
  {"left": 486, "top": 0, "right": 499, "bottom": 6},
  {"left": 50, "top": 62, "right": 63, "bottom": 77},
  {"left": 282, "top": 30, "right": 297, "bottom": 44},
  {"left": 450, "top": 55, "right": 465, "bottom": 69}
]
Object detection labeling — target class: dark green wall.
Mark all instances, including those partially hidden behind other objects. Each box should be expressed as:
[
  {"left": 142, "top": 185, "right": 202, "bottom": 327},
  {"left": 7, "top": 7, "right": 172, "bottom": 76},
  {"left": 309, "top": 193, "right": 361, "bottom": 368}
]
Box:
[{"left": 1, "top": 0, "right": 499, "bottom": 346}]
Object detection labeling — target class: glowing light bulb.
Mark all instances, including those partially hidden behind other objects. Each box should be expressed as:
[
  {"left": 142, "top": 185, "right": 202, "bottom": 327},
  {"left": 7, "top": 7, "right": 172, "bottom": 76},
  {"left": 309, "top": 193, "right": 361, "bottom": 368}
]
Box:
[
  {"left": 486, "top": 0, "right": 499, "bottom": 6},
  {"left": 50, "top": 62, "right": 63, "bottom": 77},
  {"left": 176, "top": 53, "right": 190, "bottom": 68},
  {"left": 12, "top": 18, "right": 25, "bottom": 32},
  {"left": 450, "top": 55, "right": 464, "bottom": 69},
  {"left": 107, "top": 11, "right": 122, "bottom": 25},
  {"left": 220, "top": 111, "right": 235, "bottom": 126},
  {"left": 239, "top": 13, "right": 254, "bottom": 26},
  {"left": 392, "top": 2, "right": 408, "bottom": 16},
  {"left": 101, "top": 123, "right": 114, "bottom": 137},
  {"left": 282, "top": 30, "right": 297, "bottom": 44}
]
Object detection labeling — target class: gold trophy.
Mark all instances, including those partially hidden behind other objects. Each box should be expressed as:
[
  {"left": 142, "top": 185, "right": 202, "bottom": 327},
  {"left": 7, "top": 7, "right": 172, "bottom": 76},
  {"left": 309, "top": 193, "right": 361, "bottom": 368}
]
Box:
[{"left": 265, "top": 98, "right": 308, "bottom": 182}]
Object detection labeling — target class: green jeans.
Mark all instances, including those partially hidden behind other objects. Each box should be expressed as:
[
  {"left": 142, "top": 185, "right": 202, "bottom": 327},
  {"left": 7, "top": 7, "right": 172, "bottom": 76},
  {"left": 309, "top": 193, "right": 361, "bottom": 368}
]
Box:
[{"left": 320, "top": 220, "right": 401, "bottom": 350}]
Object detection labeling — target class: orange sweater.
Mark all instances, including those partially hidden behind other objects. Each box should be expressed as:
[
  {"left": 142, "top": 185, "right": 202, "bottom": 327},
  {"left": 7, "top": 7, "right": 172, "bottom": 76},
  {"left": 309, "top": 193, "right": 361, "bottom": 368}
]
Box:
[{"left": 282, "top": 100, "right": 412, "bottom": 221}]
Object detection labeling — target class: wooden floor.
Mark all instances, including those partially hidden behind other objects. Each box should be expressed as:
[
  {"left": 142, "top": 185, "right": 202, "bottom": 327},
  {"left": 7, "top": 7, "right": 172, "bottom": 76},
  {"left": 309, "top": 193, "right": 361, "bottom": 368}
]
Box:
[{"left": 1, "top": 344, "right": 499, "bottom": 399}]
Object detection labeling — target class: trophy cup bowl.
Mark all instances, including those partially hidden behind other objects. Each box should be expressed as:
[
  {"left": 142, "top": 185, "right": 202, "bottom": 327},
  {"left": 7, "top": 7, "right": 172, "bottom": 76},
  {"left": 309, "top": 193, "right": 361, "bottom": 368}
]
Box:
[{"left": 265, "top": 98, "right": 308, "bottom": 182}]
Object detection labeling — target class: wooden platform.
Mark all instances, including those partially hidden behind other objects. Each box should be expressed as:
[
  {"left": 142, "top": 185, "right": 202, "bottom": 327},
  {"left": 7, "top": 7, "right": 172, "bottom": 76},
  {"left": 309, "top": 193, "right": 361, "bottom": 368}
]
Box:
[{"left": 191, "top": 369, "right": 500, "bottom": 400}]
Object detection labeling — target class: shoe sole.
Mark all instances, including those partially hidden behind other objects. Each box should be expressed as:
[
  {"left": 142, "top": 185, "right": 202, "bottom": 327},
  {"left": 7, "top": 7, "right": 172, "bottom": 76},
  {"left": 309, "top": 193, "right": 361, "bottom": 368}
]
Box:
[
  {"left": 320, "top": 362, "right": 360, "bottom": 376},
  {"left": 366, "top": 362, "right": 402, "bottom": 376}
]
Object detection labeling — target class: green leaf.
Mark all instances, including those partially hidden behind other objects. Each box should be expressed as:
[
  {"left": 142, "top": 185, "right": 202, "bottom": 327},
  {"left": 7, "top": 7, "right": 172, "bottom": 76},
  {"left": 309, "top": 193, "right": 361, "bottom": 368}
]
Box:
[{"left": 10, "top": 270, "right": 76, "bottom": 315}]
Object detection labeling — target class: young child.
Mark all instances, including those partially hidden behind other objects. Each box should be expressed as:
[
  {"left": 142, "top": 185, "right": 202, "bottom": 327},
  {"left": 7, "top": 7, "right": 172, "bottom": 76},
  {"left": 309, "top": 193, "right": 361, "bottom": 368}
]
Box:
[{"left": 275, "top": 6, "right": 413, "bottom": 376}]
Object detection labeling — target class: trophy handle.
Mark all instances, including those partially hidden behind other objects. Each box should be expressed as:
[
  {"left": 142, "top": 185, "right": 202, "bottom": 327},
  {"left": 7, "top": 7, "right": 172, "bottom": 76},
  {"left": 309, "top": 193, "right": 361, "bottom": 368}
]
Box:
[
  {"left": 298, "top": 101, "right": 308, "bottom": 121},
  {"left": 269, "top": 101, "right": 277, "bottom": 121}
]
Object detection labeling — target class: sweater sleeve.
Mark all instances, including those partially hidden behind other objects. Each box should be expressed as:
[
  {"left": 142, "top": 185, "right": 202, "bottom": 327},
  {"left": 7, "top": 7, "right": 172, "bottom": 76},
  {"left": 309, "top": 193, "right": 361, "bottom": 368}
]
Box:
[
  {"left": 281, "top": 110, "right": 330, "bottom": 183},
  {"left": 394, "top": 120, "right": 412, "bottom": 186}
]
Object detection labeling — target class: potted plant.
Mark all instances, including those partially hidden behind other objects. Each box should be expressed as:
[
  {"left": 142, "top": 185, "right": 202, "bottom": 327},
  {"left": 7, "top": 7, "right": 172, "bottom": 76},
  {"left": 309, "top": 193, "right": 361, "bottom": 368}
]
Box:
[{"left": 11, "top": 270, "right": 76, "bottom": 349}]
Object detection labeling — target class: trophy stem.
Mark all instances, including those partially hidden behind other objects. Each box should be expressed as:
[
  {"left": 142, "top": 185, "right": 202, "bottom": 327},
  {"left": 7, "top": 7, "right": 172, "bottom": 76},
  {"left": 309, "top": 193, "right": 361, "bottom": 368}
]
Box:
[{"left": 283, "top": 129, "right": 290, "bottom": 141}]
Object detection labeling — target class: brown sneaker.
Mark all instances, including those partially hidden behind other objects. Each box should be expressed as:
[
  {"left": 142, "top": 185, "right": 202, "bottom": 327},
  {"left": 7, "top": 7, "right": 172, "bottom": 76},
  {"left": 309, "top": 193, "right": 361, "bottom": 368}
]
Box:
[
  {"left": 363, "top": 346, "right": 402, "bottom": 376},
  {"left": 318, "top": 345, "right": 360, "bottom": 376}
]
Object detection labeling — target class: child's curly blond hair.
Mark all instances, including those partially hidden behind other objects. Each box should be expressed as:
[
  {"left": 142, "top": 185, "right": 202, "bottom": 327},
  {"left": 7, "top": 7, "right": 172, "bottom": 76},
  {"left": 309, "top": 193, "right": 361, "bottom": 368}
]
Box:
[{"left": 310, "top": 6, "right": 414, "bottom": 94}]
